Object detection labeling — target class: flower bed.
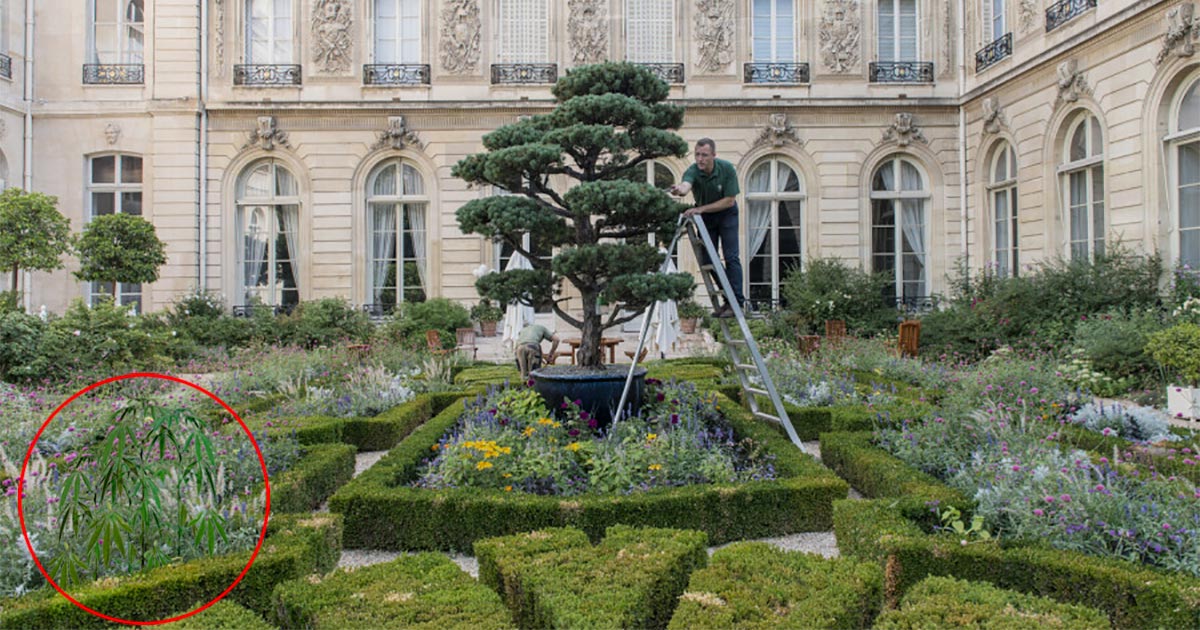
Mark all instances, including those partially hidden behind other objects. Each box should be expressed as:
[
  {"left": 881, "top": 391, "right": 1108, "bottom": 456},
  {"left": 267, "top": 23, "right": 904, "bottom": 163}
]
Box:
[
  {"left": 667, "top": 541, "right": 882, "bottom": 629},
  {"left": 873, "top": 576, "right": 1109, "bottom": 629},
  {"left": 474, "top": 526, "right": 707, "bottom": 630},
  {"left": 273, "top": 553, "right": 513, "bottom": 629},
  {"left": 0, "top": 514, "right": 342, "bottom": 628},
  {"left": 329, "top": 389, "right": 846, "bottom": 551},
  {"left": 272, "top": 442, "right": 357, "bottom": 513}
]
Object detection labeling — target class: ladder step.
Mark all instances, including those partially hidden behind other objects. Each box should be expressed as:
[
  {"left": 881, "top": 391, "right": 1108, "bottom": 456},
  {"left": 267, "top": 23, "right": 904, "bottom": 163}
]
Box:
[
  {"left": 745, "top": 386, "right": 770, "bottom": 397},
  {"left": 699, "top": 264, "right": 716, "bottom": 272},
  {"left": 734, "top": 363, "right": 759, "bottom": 371},
  {"left": 726, "top": 339, "right": 747, "bottom": 346},
  {"left": 753, "top": 411, "right": 782, "bottom": 423}
]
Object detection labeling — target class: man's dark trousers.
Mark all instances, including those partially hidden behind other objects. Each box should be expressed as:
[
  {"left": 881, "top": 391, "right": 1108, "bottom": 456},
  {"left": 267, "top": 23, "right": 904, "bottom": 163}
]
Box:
[{"left": 699, "top": 206, "right": 744, "bottom": 306}]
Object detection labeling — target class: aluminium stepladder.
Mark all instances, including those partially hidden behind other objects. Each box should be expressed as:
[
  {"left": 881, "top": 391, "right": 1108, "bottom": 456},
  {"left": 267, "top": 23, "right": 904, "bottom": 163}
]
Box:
[{"left": 615, "top": 214, "right": 809, "bottom": 454}]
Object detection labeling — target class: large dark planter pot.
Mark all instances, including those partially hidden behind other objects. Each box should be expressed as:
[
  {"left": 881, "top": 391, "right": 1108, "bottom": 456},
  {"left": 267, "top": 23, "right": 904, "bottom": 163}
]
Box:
[{"left": 530, "top": 365, "right": 648, "bottom": 427}]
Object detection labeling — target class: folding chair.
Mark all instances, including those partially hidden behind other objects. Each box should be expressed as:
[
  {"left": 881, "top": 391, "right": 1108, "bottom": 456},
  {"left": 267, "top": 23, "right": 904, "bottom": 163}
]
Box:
[
  {"left": 425, "top": 330, "right": 452, "bottom": 356},
  {"left": 455, "top": 327, "right": 478, "bottom": 360}
]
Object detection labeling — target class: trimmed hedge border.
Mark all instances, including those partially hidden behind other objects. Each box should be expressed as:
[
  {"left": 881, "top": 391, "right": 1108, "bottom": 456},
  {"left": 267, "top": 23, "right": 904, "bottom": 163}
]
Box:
[
  {"left": 819, "top": 431, "right": 971, "bottom": 526},
  {"left": 667, "top": 541, "right": 883, "bottom": 629},
  {"left": 236, "top": 392, "right": 456, "bottom": 452},
  {"left": 272, "top": 442, "right": 357, "bottom": 513},
  {"left": 475, "top": 526, "right": 707, "bottom": 630},
  {"left": 454, "top": 365, "right": 520, "bottom": 387},
  {"left": 873, "top": 576, "right": 1110, "bottom": 629},
  {"left": 330, "top": 391, "right": 847, "bottom": 551},
  {"left": 0, "top": 513, "right": 342, "bottom": 628},
  {"left": 831, "top": 450, "right": 1200, "bottom": 627},
  {"left": 272, "top": 553, "right": 513, "bottom": 629},
  {"left": 165, "top": 600, "right": 275, "bottom": 630}
]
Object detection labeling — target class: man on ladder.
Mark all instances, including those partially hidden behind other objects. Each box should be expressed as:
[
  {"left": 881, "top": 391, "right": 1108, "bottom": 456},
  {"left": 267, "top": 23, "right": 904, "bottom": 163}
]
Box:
[{"left": 669, "top": 138, "right": 744, "bottom": 318}]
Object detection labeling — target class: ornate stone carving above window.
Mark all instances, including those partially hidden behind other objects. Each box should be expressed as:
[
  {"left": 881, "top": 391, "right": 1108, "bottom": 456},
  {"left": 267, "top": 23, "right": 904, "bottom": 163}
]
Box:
[
  {"left": 568, "top": 0, "right": 608, "bottom": 65},
  {"left": 1018, "top": 0, "right": 1038, "bottom": 34},
  {"left": 1054, "top": 59, "right": 1092, "bottom": 108},
  {"left": 372, "top": 116, "right": 423, "bottom": 151},
  {"left": 245, "top": 116, "right": 290, "bottom": 151},
  {"left": 694, "top": 0, "right": 735, "bottom": 73},
  {"left": 753, "top": 113, "right": 804, "bottom": 149},
  {"left": 982, "top": 97, "right": 1008, "bottom": 135},
  {"left": 440, "top": 0, "right": 481, "bottom": 75},
  {"left": 818, "top": 0, "right": 861, "bottom": 74},
  {"left": 1157, "top": 3, "right": 1196, "bottom": 65},
  {"left": 882, "top": 113, "right": 928, "bottom": 147},
  {"left": 104, "top": 123, "right": 121, "bottom": 145},
  {"left": 311, "top": 0, "right": 353, "bottom": 74}
]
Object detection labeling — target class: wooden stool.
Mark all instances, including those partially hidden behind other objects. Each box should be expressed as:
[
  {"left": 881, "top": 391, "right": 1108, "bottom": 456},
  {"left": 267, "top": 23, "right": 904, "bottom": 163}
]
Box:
[{"left": 624, "top": 348, "right": 650, "bottom": 363}]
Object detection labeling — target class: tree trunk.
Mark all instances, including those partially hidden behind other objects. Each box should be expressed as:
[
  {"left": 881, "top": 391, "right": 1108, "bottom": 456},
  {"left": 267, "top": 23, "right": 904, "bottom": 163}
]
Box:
[{"left": 576, "top": 289, "right": 603, "bottom": 368}]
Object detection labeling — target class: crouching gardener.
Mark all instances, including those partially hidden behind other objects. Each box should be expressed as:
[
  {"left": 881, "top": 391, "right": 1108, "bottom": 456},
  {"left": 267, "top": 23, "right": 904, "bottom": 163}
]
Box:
[{"left": 515, "top": 323, "right": 561, "bottom": 379}]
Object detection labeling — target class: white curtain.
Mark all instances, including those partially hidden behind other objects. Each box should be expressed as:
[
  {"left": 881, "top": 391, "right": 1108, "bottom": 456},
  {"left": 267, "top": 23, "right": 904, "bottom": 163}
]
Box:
[
  {"left": 899, "top": 162, "right": 925, "bottom": 297},
  {"left": 405, "top": 204, "right": 427, "bottom": 291},
  {"left": 279, "top": 205, "right": 300, "bottom": 300},
  {"left": 747, "top": 164, "right": 773, "bottom": 262},
  {"left": 371, "top": 203, "right": 396, "bottom": 303},
  {"left": 242, "top": 207, "right": 268, "bottom": 302}
]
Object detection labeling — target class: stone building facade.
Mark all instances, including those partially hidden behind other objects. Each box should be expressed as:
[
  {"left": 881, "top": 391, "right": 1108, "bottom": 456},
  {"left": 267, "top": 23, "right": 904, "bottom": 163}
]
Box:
[{"left": 3, "top": 0, "right": 1191, "bottom": 319}]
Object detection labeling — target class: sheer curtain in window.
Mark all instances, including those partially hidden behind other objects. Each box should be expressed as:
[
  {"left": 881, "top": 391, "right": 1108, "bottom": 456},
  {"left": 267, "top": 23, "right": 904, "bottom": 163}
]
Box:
[
  {"left": 248, "top": 0, "right": 292, "bottom": 64},
  {"left": 899, "top": 162, "right": 925, "bottom": 299},
  {"left": 374, "top": 0, "right": 420, "bottom": 63},
  {"left": 747, "top": 164, "right": 773, "bottom": 262}
]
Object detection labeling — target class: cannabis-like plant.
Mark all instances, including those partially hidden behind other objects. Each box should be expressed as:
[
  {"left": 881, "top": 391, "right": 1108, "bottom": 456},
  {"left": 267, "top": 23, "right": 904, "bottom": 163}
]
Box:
[{"left": 453, "top": 62, "right": 695, "bottom": 368}]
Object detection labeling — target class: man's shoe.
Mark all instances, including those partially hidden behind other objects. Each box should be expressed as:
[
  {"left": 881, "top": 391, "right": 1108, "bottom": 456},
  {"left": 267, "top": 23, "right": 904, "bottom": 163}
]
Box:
[{"left": 713, "top": 304, "right": 735, "bottom": 318}]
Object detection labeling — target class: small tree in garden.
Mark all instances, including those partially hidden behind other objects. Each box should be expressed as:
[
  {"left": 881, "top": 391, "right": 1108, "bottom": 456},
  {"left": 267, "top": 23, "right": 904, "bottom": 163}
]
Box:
[
  {"left": 74, "top": 213, "right": 168, "bottom": 292},
  {"left": 0, "top": 188, "right": 75, "bottom": 296},
  {"left": 452, "top": 62, "right": 695, "bottom": 368}
]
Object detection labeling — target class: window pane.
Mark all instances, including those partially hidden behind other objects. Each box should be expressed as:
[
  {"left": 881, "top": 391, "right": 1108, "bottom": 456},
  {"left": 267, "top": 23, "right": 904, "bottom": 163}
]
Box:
[
  {"left": 96, "top": 0, "right": 117, "bottom": 23},
  {"left": 92, "top": 155, "right": 116, "bottom": 183},
  {"left": 1181, "top": 81, "right": 1200, "bottom": 132},
  {"left": 872, "top": 161, "right": 894, "bottom": 191},
  {"left": 373, "top": 164, "right": 398, "bottom": 196},
  {"left": 402, "top": 164, "right": 423, "bottom": 195},
  {"left": 652, "top": 163, "right": 674, "bottom": 188},
  {"left": 1180, "top": 184, "right": 1200, "bottom": 230},
  {"left": 275, "top": 165, "right": 298, "bottom": 196},
  {"left": 120, "top": 156, "right": 142, "bottom": 183},
  {"left": 779, "top": 163, "right": 801, "bottom": 192},
  {"left": 125, "top": 0, "right": 143, "bottom": 23},
  {"left": 1090, "top": 117, "right": 1103, "bottom": 157},
  {"left": 748, "top": 162, "right": 771, "bottom": 193},
  {"left": 1183, "top": 230, "right": 1200, "bottom": 269},
  {"left": 993, "top": 146, "right": 1008, "bottom": 182},
  {"left": 120, "top": 192, "right": 142, "bottom": 215},
  {"left": 92, "top": 192, "right": 115, "bottom": 216},
  {"left": 1070, "top": 121, "right": 1087, "bottom": 162}
]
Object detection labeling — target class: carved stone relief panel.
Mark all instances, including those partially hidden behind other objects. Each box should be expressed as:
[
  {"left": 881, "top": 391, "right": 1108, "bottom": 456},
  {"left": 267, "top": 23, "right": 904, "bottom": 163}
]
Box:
[
  {"left": 568, "top": 0, "right": 608, "bottom": 65},
  {"left": 1018, "top": 0, "right": 1038, "bottom": 35},
  {"left": 694, "top": 0, "right": 735, "bottom": 73},
  {"left": 752, "top": 113, "right": 804, "bottom": 148},
  {"left": 372, "top": 116, "right": 423, "bottom": 151},
  {"left": 882, "top": 113, "right": 927, "bottom": 147},
  {"left": 940, "top": 0, "right": 954, "bottom": 79},
  {"left": 818, "top": 0, "right": 861, "bottom": 74},
  {"left": 104, "top": 123, "right": 122, "bottom": 145},
  {"left": 440, "top": 0, "right": 482, "bottom": 75},
  {"left": 311, "top": 0, "right": 353, "bottom": 74},
  {"left": 982, "top": 97, "right": 1008, "bottom": 135},
  {"left": 214, "top": 0, "right": 226, "bottom": 76},
  {"left": 1157, "top": 3, "right": 1197, "bottom": 65},
  {"left": 1054, "top": 59, "right": 1092, "bottom": 108},
  {"left": 245, "top": 116, "right": 290, "bottom": 151}
]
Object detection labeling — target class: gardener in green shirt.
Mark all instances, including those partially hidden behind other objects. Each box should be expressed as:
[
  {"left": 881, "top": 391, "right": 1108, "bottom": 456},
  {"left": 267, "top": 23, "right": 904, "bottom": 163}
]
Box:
[
  {"left": 514, "top": 323, "right": 561, "bottom": 379},
  {"left": 670, "top": 138, "right": 744, "bottom": 318}
]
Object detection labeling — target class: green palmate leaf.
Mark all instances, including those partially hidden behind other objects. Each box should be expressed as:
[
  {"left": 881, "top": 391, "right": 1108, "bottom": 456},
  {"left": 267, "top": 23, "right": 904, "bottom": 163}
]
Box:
[
  {"left": 190, "top": 508, "right": 229, "bottom": 556},
  {"left": 48, "top": 548, "right": 89, "bottom": 588}
]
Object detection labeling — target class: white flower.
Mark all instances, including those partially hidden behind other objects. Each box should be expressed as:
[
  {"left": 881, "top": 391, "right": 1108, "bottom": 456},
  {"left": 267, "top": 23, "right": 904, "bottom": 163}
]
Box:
[{"left": 72, "top": 330, "right": 81, "bottom": 336}]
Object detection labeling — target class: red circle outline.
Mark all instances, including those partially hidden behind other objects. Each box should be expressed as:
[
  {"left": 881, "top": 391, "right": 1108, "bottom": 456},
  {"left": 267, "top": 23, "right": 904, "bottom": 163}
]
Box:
[{"left": 17, "top": 372, "right": 272, "bottom": 625}]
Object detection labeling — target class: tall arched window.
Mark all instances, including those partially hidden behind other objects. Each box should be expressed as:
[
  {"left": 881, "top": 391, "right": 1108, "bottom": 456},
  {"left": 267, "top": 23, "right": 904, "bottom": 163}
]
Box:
[
  {"left": 1169, "top": 77, "right": 1200, "bottom": 268},
  {"left": 745, "top": 157, "right": 804, "bottom": 306},
  {"left": 988, "top": 142, "right": 1018, "bottom": 277},
  {"left": 236, "top": 160, "right": 299, "bottom": 309},
  {"left": 1059, "top": 112, "right": 1104, "bottom": 260},
  {"left": 88, "top": 154, "right": 143, "bottom": 310},
  {"left": 367, "top": 160, "right": 427, "bottom": 311},
  {"left": 871, "top": 155, "right": 928, "bottom": 305}
]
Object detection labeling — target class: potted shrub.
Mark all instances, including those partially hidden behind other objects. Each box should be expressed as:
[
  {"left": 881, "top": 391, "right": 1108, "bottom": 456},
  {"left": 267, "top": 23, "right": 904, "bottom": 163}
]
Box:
[
  {"left": 470, "top": 298, "right": 504, "bottom": 337},
  {"left": 453, "top": 62, "right": 694, "bottom": 424},
  {"left": 677, "top": 299, "right": 705, "bottom": 334},
  {"left": 1147, "top": 322, "right": 1200, "bottom": 419}
]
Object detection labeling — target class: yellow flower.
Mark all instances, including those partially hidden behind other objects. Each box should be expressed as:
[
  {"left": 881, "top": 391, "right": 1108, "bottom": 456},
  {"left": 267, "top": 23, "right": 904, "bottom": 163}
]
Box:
[
  {"left": 523, "top": 426, "right": 537, "bottom": 437},
  {"left": 476, "top": 461, "right": 494, "bottom": 471},
  {"left": 431, "top": 444, "right": 440, "bottom": 451},
  {"left": 502, "top": 473, "right": 512, "bottom": 478},
  {"left": 646, "top": 433, "right": 658, "bottom": 442},
  {"left": 565, "top": 442, "right": 581, "bottom": 452},
  {"left": 537, "top": 418, "right": 557, "bottom": 426},
  {"left": 505, "top": 485, "right": 513, "bottom": 492},
  {"left": 648, "top": 464, "right": 663, "bottom": 471}
]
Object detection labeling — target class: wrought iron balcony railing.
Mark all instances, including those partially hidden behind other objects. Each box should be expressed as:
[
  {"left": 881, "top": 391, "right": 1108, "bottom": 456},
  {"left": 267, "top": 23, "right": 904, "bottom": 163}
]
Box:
[
  {"left": 633, "top": 62, "right": 685, "bottom": 84},
  {"left": 362, "top": 64, "right": 431, "bottom": 86},
  {"left": 976, "top": 32, "right": 1013, "bottom": 72},
  {"left": 361, "top": 303, "right": 397, "bottom": 318},
  {"left": 743, "top": 62, "right": 810, "bottom": 84},
  {"left": 0, "top": 54, "right": 11, "bottom": 80},
  {"left": 868, "top": 61, "right": 935, "bottom": 83},
  {"left": 233, "top": 64, "right": 302, "bottom": 86},
  {"left": 232, "top": 303, "right": 295, "bottom": 318},
  {"left": 1046, "top": 0, "right": 1097, "bottom": 32},
  {"left": 82, "top": 63, "right": 144, "bottom": 85},
  {"left": 490, "top": 63, "right": 557, "bottom": 85},
  {"left": 885, "top": 295, "right": 938, "bottom": 313}
]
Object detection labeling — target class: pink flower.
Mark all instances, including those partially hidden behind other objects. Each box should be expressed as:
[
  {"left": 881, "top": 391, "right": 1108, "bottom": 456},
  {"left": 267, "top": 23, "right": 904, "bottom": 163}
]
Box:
[
  {"left": 1044, "top": 496, "right": 1055, "bottom": 503},
  {"left": 1011, "top": 465, "right": 1021, "bottom": 472},
  {"left": 1033, "top": 508, "right": 1044, "bottom": 516}
]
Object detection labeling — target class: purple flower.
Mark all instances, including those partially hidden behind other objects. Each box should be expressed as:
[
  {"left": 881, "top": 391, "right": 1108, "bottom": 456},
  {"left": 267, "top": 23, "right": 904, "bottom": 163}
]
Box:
[
  {"left": 587, "top": 419, "right": 598, "bottom": 429},
  {"left": 1033, "top": 508, "right": 1044, "bottom": 516},
  {"left": 568, "top": 429, "right": 580, "bottom": 437},
  {"left": 656, "top": 393, "right": 665, "bottom": 402},
  {"left": 670, "top": 414, "right": 679, "bottom": 425}
]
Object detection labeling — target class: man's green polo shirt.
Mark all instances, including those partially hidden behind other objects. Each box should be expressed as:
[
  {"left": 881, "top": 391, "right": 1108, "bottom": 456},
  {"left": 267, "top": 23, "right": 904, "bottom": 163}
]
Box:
[{"left": 682, "top": 158, "right": 740, "bottom": 207}]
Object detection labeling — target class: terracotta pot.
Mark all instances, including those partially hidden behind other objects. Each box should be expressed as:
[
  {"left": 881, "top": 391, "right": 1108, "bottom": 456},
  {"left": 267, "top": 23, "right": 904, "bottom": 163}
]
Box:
[
  {"left": 480, "top": 320, "right": 498, "bottom": 337},
  {"left": 680, "top": 318, "right": 698, "bottom": 334}
]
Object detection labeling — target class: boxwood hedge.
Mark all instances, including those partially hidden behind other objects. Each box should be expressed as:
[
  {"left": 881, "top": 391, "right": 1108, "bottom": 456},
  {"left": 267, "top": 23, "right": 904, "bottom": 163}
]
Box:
[{"left": 873, "top": 576, "right": 1110, "bottom": 629}]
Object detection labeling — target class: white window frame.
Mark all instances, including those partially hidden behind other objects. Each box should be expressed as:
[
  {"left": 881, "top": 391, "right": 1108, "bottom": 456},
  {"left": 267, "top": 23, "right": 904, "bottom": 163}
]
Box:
[
  {"left": 1166, "top": 74, "right": 1200, "bottom": 270},
  {"left": 497, "top": 0, "right": 549, "bottom": 64},
  {"left": 981, "top": 0, "right": 1005, "bottom": 44},
  {"left": 1057, "top": 113, "right": 1105, "bottom": 261},
  {"left": 366, "top": 159, "right": 428, "bottom": 307},
  {"left": 745, "top": 156, "right": 806, "bottom": 305},
  {"left": 86, "top": 153, "right": 144, "bottom": 311},
  {"left": 372, "top": 0, "right": 421, "bottom": 64},
  {"left": 0, "top": 0, "right": 9, "bottom": 55},
  {"left": 90, "top": 0, "right": 144, "bottom": 65},
  {"left": 877, "top": 0, "right": 920, "bottom": 62},
  {"left": 245, "top": 0, "right": 294, "bottom": 65},
  {"left": 987, "top": 142, "right": 1018, "bottom": 277},
  {"left": 870, "top": 155, "right": 929, "bottom": 303},
  {"left": 751, "top": 0, "right": 795, "bottom": 63},
  {"left": 236, "top": 160, "right": 301, "bottom": 307}
]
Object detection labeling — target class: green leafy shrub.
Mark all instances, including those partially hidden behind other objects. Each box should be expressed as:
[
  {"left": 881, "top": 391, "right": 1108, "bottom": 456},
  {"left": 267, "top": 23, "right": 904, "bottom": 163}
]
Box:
[
  {"left": 272, "top": 553, "right": 513, "bottom": 629},
  {"left": 668, "top": 541, "right": 882, "bottom": 629},
  {"left": 781, "top": 257, "right": 896, "bottom": 336},
  {"left": 469, "top": 298, "right": 504, "bottom": 323},
  {"left": 874, "top": 576, "right": 1110, "bottom": 629},
  {"left": 677, "top": 298, "right": 707, "bottom": 320},
  {"left": 37, "top": 298, "right": 170, "bottom": 380},
  {"left": 0, "top": 310, "right": 46, "bottom": 381},
  {"left": 1072, "top": 309, "right": 1166, "bottom": 382},
  {"left": 282, "top": 297, "right": 372, "bottom": 348},
  {"left": 474, "top": 525, "right": 707, "bottom": 630},
  {"left": 74, "top": 213, "right": 167, "bottom": 286},
  {"left": 382, "top": 297, "right": 471, "bottom": 349},
  {"left": 1147, "top": 322, "right": 1200, "bottom": 386},
  {"left": 165, "top": 290, "right": 250, "bottom": 355},
  {"left": 166, "top": 601, "right": 274, "bottom": 630}
]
